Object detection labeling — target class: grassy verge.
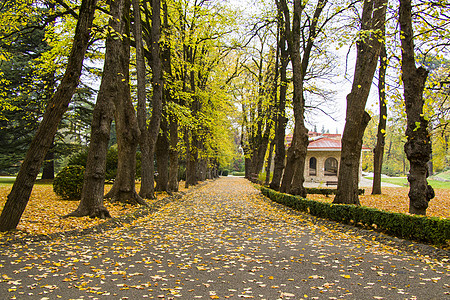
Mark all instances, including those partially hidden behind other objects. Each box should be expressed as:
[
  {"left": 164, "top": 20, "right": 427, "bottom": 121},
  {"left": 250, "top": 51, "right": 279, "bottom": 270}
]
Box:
[
  {"left": 261, "top": 186, "right": 450, "bottom": 247},
  {"left": 0, "top": 177, "right": 16, "bottom": 186},
  {"left": 364, "top": 176, "right": 450, "bottom": 189}
]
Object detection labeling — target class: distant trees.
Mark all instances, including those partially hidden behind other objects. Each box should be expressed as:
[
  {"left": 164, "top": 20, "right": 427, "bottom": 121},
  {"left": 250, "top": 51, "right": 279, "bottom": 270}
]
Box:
[{"left": 0, "top": 0, "right": 98, "bottom": 231}]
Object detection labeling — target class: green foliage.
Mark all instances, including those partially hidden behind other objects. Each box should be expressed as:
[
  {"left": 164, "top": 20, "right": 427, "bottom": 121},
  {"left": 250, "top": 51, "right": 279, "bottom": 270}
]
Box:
[
  {"left": 364, "top": 175, "right": 450, "bottom": 189},
  {"left": 261, "top": 186, "right": 450, "bottom": 246},
  {"left": 67, "top": 147, "right": 142, "bottom": 182},
  {"left": 306, "top": 188, "right": 365, "bottom": 196},
  {"left": 53, "top": 165, "right": 85, "bottom": 200},
  {"left": 231, "top": 171, "right": 245, "bottom": 176}
]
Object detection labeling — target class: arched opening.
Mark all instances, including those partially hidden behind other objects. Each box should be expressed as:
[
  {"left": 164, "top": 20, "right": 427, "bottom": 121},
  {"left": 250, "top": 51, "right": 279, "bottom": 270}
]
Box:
[
  {"left": 309, "top": 157, "right": 317, "bottom": 176},
  {"left": 324, "top": 157, "right": 338, "bottom": 176}
]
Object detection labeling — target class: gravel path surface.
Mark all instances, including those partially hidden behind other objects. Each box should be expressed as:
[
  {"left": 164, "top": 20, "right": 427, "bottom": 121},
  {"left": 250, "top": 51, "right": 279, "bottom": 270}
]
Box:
[{"left": 0, "top": 177, "right": 448, "bottom": 299}]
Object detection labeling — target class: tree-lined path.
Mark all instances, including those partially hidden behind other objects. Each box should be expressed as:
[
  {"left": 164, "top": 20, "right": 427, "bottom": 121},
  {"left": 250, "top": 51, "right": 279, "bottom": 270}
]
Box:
[{"left": 1, "top": 177, "right": 449, "bottom": 299}]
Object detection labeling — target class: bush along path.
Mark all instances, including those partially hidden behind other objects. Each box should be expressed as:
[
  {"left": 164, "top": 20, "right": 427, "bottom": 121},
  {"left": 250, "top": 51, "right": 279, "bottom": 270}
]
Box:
[{"left": 0, "top": 177, "right": 449, "bottom": 299}]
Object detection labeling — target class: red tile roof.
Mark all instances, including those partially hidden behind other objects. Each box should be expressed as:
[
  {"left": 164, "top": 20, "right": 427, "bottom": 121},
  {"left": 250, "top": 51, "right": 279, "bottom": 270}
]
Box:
[
  {"left": 285, "top": 132, "right": 371, "bottom": 151},
  {"left": 308, "top": 137, "right": 341, "bottom": 150}
]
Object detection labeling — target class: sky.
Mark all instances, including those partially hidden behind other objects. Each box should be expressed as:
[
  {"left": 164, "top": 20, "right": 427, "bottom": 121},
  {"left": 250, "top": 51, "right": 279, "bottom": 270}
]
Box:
[{"left": 226, "top": 0, "right": 359, "bottom": 134}]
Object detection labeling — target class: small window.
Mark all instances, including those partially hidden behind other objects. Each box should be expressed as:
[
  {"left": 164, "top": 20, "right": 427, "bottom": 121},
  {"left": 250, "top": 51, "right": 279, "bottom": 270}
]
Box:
[
  {"left": 324, "top": 157, "right": 338, "bottom": 176},
  {"left": 309, "top": 157, "right": 317, "bottom": 176}
]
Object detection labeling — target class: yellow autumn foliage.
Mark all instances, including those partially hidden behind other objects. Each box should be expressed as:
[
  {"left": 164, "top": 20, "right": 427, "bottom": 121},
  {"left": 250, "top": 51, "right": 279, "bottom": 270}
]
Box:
[{"left": 0, "top": 182, "right": 187, "bottom": 238}]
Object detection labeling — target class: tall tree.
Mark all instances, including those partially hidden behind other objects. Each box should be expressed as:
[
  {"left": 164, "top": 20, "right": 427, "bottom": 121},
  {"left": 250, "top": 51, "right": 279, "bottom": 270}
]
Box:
[
  {"left": 270, "top": 5, "right": 289, "bottom": 191},
  {"left": 279, "top": 0, "right": 328, "bottom": 197},
  {"left": 0, "top": 0, "right": 98, "bottom": 231},
  {"left": 399, "top": 0, "right": 435, "bottom": 215},
  {"left": 155, "top": 110, "right": 170, "bottom": 191},
  {"left": 139, "top": 0, "right": 163, "bottom": 199},
  {"left": 372, "top": 45, "right": 387, "bottom": 195},
  {"left": 162, "top": 0, "right": 179, "bottom": 193},
  {"left": 103, "top": 0, "right": 145, "bottom": 205},
  {"left": 333, "top": 0, "right": 387, "bottom": 205},
  {"left": 67, "top": 0, "right": 135, "bottom": 218},
  {"left": 133, "top": 0, "right": 153, "bottom": 199}
]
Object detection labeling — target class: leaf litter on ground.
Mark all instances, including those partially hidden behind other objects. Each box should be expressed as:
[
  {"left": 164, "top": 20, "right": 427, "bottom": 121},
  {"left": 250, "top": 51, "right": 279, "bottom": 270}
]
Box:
[
  {"left": 308, "top": 187, "right": 449, "bottom": 219},
  {"left": 0, "top": 182, "right": 188, "bottom": 239}
]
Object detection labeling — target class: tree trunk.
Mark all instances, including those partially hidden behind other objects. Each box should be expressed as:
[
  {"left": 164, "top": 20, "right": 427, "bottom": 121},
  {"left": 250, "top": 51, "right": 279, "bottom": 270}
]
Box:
[
  {"left": 67, "top": 66, "right": 115, "bottom": 218},
  {"left": 139, "top": 0, "right": 163, "bottom": 199},
  {"left": 0, "top": 0, "right": 97, "bottom": 231},
  {"left": 270, "top": 14, "right": 288, "bottom": 191},
  {"left": 372, "top": 46, "right": 387, "bottom": 195},
  {"left": 102, "top": 0, "right": 145, "bottom": 205},
  {"left": 133, "top": 0, "right": 152, "bottom": 199},
  {"left": 67, "top": 2, "right": 129, "bottom": 217},
  {"left": 399, "top": 0, "right": 434, "bottom": 215},
  {"left": 156, "top": 113, "right": 169, "bottom": 191},
  {"left": 41, "top": 141, "right": 55, "bottom": 180},
  {"left": 162, "top": 0, "right": 178, "bottom": 193},
  {"left": 279, "top": 0, "right": 310, "bottom": 197},
  {"left": 186, "top": 65, "right": 199, "bottom": 187},
  {"left": 168, "top": 115, "right": 179, "bottom": 192},
  {"left": 185, "top": 130, "right": 198, "bottom": 187},
  {"left": 334, "top": 0, "right": 387, "bottom": 205},
  {"left": 265, "top": 138, "right": 275, "bottom": 186}
]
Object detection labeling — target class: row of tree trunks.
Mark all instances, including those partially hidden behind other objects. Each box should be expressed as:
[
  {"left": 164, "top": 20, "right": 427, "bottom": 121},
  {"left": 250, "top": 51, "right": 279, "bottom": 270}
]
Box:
[
  {"left": 104, "top": 0, "right": 144, "bottom": 205},
  {"left": 0, "top": 0, "right": 98, "bottom": 231},
  {"left": 68, "top": 0, "right": 126, "bottom": 218},
  {"left": 139, "top": 0, "right": 163, "bottom": 199},
  {"left": 269, "top": 8, "right": 288, "bottom": 190},
  {"left": 334, "top": 0, "right": 387, "bottom": 205}
]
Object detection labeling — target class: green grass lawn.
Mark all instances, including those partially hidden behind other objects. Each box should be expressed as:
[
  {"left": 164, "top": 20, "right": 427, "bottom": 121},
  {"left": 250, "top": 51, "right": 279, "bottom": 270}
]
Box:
[
  {"left": 365, "top": 176, "right": 450, "bottom": 189},
  {"left": 0, "top": 177, "right": 16, "bottom": 186},
  {"left": 432, "top": 170, "right": 450, "bottom": 181}
]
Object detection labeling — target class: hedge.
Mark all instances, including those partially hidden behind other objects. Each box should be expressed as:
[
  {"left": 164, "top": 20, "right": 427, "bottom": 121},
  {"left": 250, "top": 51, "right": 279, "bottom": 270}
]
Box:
[
  {"left": 260, "top": 186, "right": 450, "bottom": 246},
  {"left": 306, "top": 187, "right": 365, "bottom": 196}
]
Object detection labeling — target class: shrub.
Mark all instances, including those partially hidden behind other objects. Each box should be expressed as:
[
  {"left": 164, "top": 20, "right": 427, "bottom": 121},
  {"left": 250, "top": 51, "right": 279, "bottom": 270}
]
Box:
[
  {"left": 53, "top": 165, "right": 85, "bottom": 200},
  {"left": 232, "top": 171, "right": 245, "bottom": 176},
  {"left": 221, "top": 170, "right": 229, "bottom": 176},
  {"left": 260, "top": 186, "right": 450, "bottom": 246},
  {"left": 67, "top": 146, "right": 142, "bottom": 182},
  {"left": 306, "top": 187, "right": 365, "bottom": 196}
]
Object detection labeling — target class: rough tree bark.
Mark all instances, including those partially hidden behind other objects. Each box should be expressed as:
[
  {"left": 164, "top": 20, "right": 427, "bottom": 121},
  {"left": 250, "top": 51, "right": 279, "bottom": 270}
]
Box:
[
  {"left": 333, "top": 0, "right": 387, "bottom": 205},
  {"left": 103, "top": 0, "right": 145, "bottom": 205},
  {"left": 185, "top": 63, "right": 199, "bottom": 187},
  {"left": 251, "top": 46, "right": 278, "bottom": 182},
  {"left": 155, "top": 112, "right": 169, "bottom": 191},
  {"left": 168, "top": 115, "right": 179, "bottom": 192},
  {"left": 270, "top": 13, "right": 288, "bottom": 190},
  {"left": 41, "top": 141, "right": 55, "bottom": 180},
  {"left": 133, "top": 0, "right": 152, "bottom": 199},
  {"left": 372, "top": 45, "right": 387, "bottom": 195},
  {"left": 265, "top": 138, "right": 275, "bottom": 186},
  {"left": 280, "top": 0, "right": 328, "bottom": 197},
  {"left": 0, "top": 0, "right": 98, "bottom": 231},
  {"left": 139, "top": 0, "right": 163, "bottom": 199},
  {"left": 162, "top": 0, "right": 179, "bottom": 193},
  {"left": 66, "top": 0, "right": 128, "bottom": 217},
  {"left": 399, "top": 0, "right": 435, "bottom": 215}
]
